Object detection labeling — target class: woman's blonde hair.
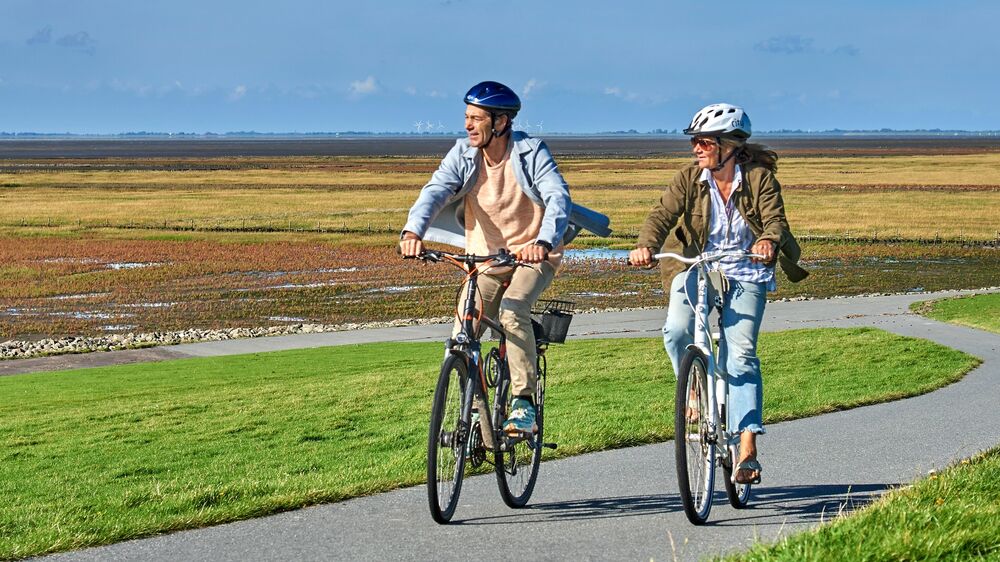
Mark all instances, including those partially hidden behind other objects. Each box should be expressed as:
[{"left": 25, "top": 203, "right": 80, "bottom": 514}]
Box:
[{"left": 721, "top": 139, "right": 778, "bottom": 172}]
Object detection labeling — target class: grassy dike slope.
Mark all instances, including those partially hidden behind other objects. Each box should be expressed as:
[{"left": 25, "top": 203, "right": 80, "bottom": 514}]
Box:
[
  {"left": 729, "top": 446, "right": 1000, "bottom": 561},
  {"left": 0, "top": 328, "right": 978, "bottom": 558},
  {"left": 913, "top": 292, "right": 1000, "bottom": 335}
]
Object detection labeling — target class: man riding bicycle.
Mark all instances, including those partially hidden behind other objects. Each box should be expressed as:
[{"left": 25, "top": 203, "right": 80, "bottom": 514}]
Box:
[
  {"left": 629, "top": 103, "right": 807, "bottom": 485},
  {"left": 400, "top": 81, "right": 609, "bottom": 435}
]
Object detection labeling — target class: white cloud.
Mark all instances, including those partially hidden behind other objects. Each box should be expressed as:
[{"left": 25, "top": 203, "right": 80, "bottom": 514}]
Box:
[
  {"left": 603, "top": 86, "right": 664, "bottom": 105},
  {"left": 404, "top": 86, "right": 417, "bottom": 95},
  {"left": 349, "top": 76, "right": 379, "bottom": 97},
  {"left": 229, "top": 84, "right": 247, "bottom": 101},
  {"left": 110, "top": 79, "right": 153, "bottom": 97},
  {"left": 522, "top": 78, "right": 543, "bottom": 96}
]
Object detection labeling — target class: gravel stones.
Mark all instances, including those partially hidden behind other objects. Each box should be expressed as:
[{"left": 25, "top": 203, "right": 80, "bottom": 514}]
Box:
[{"left": 0, "top": 317, "right": 451, "bottom": 360}]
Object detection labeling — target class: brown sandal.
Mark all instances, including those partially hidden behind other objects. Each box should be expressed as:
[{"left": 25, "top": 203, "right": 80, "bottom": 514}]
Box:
[{"left": 734, "top": 458, "right": 762, "bottom": 485}]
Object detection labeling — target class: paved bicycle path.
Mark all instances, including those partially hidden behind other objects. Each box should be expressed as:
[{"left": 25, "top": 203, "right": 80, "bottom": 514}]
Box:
[{"left": 32, "top": 289, "right": 1000, "bottom": 561}]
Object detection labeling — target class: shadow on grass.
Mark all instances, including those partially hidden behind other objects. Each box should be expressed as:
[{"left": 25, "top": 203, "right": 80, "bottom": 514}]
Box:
[{"left": 707, "top": 483, "right": 895, "bottom": 527}]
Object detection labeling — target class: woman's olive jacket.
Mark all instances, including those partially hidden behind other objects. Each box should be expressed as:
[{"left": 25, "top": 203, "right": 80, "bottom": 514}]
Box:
[{"left": 637, "top": 162, "right": 809, "bottom": 291}]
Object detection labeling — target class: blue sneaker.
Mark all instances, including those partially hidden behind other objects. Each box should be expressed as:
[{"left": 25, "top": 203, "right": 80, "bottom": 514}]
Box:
[{"left": 503, "top": 397, "right": 537, "bottom": 435}]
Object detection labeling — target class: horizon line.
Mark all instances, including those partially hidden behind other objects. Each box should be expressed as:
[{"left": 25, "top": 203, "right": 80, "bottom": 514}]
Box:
[{"left": 3, "top": 129, "right": 1000, "bottom": 138}]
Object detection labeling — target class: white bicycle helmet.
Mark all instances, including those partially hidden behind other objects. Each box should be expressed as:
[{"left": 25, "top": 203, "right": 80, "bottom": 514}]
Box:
[{"left": 684, "top": 103, "right": 751, "bottom": 139}]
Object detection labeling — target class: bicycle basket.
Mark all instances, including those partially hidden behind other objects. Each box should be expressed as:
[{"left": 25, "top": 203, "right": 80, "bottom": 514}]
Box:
[{"left": 531, "top": 299, "right": 575, "bottom": 344}]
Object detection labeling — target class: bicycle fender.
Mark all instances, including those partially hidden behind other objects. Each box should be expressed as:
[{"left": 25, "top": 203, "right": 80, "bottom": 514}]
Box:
[{"left": 685, "top": 344, "right": 708, "bottom": 357}]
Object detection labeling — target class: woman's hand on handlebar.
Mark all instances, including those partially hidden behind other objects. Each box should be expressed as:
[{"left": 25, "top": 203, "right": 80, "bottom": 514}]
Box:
[
  {"left": 629, "top": 247, "right": 653, "bottom": 267},
  {"left": 399, "top": 232, "right": 424, "bottom": 258},
  {"left": 750, "top": 239, "right": 776, "bottom": 264}
]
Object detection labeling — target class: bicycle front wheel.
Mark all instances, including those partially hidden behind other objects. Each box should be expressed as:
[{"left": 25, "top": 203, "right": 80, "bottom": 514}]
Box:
[
  {"left": 494, "top": 356, "right": 543, "bottom": 508},
  {"left": 675, "top": 348, "right": 716, "bottom": 525},
  {"left": 427, "top": 354, "right": 471, "bottom": 523}
]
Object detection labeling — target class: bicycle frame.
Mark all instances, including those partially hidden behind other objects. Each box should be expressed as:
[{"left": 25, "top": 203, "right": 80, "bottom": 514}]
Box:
[
  {"left": 453, "top": 257, "right": 505, "bottom": 451},
  {"left": 414, "top": 248, "right": 524, "bottom": 453}
]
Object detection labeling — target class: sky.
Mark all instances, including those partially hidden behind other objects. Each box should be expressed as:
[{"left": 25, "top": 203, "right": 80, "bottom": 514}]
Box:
[{"left": 0, "top": 0, "right": 997, "bottom": 134}]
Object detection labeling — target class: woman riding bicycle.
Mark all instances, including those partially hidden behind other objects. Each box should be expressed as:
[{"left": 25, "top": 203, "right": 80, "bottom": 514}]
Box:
[{"left": 629, "top": 103, "right": 807, "bottom": 485}]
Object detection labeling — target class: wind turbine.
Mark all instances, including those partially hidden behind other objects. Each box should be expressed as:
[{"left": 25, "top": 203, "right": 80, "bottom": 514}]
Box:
[
  {"left": 413, "top": 120, "right": 424, "bottom": 133},
  {"left": 536, "top": 120, "right": 543, "bottom": 134}
]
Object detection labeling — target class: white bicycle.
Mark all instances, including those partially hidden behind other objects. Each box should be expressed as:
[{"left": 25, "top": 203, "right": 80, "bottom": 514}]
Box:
[{"left": 655, "top": 250, "right": 764, "bottom": 525}]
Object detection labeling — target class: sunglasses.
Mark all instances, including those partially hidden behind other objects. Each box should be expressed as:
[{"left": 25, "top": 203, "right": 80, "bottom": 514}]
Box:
[{"left": 690, "top": 137, "right": 718, "bottom": 150}]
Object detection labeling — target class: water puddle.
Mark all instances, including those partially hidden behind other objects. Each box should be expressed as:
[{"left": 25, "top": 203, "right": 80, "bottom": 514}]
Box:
[
  {"left": 365, "top": 285, "right": 420, "bottom": 294},
  {"left": 41, "top": 257, "right": 100, "bottom": 265},
  {"left": 106, "top": 262, "right": 163, "bottom": 270},
  {"left": 805, "top": 257, "right": 975, "bottom": 269},
  {"left": 49, "top": 311, "right": 133, "bottom": 320},
  {"left": 37, "top": 258, "right": 165, "bottom": 270},
  {"left": 47, "top": 292, "right": 111, "bottom": 301},
  {"left": 102, "top": 324, "right": 138, "bottom": 332},
  {"left": 269, "top": 282, "right": 336, "bottom": 290},
  {"left": 564, "top": 249, "right": 630, "bottom": 261}
]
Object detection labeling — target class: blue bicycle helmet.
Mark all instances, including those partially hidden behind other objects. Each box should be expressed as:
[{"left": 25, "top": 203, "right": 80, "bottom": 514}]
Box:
[
  {"left": 464, "top": 81, "right": 521, "bottom": 114},
  {"left": 464, "top": 81, "right": 520, "bottom": 145}
]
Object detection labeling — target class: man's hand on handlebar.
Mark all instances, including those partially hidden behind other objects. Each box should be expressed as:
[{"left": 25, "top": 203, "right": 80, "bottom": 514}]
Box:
[
  {"left": 399, "top": 231, "right": 424, "bottom": 258},
  {"left": 629, "top": 247, "right": 654, "bottom": 267},
  {"left": 517, "top": 243, "right": 549, "bottom": 264}
]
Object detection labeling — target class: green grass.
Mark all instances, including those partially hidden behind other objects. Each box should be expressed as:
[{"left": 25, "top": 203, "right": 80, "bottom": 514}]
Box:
[
  {"left": 729, "top": 446, "right": 1000, "bottom": 561},
  {"left": 0, "top": 328, "right": 978, "bottom": 558},
  {"left": 912, "top": 292, "right": 1000, "bottom": 335}
]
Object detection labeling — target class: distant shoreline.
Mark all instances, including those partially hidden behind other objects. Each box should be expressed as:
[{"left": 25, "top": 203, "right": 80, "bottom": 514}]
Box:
[
  {"left": 2, "top": 135, "right": 1000, "bottom": 159},
  {"left": 2, "top": 131, "right": 999, "bottom": 140}
]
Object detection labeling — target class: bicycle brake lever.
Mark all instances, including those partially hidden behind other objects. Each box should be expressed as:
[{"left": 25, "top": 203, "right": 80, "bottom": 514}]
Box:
[{"left": 420, "top": 251, "right": 442, "bottom": 263}]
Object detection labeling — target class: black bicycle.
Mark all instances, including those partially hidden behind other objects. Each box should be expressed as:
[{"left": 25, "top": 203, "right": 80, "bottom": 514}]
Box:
[{"left": 407, "top": 248, "right": 573, "bottom": 524}]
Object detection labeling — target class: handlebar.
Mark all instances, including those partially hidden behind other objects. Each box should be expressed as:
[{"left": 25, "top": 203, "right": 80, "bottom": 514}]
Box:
[
  {"left": 652, "top": 250, "right": 766, "bottom": 266},
  {"left": 403, "top": 247, "right": 521, "bottom": 268}
]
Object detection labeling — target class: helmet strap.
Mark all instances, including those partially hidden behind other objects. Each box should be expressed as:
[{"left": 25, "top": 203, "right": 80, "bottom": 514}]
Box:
[
  {"left": 711, "top": 137, "right": 739, "bottom": 172},
  {"left": 482, "top": 112, "right": 511, "bottom": 149}
]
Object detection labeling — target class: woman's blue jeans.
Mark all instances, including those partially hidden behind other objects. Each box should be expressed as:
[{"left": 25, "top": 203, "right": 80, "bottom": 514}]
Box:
[{"left": 662, "top": 271, "right": 767, "bottom": 434}]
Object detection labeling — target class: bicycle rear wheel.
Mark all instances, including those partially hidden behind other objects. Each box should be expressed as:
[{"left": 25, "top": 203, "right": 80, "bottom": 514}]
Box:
[
  {"left": 427, "top": 354, "right": 471, "bottom": 523},
  {"left": 675, "top": 349, "right": 715, "bottom": 525},
  {"left": 494, "top": 355, "right": 543, "bottom": 508},
  {"left": 723, "top": 439, "right": 752, "bottom": 508}
]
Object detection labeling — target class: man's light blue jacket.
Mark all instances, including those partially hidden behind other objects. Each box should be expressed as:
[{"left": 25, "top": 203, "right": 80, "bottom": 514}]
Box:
[{"left": 402, "top": 132, "right": 612, "bottom": 249}]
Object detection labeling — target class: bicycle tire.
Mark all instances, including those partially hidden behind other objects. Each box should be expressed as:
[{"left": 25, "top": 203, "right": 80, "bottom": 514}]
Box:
[
  {"left": 494, "top": 355, "right": 543, "bottom": 508},
  {"left": 427, "top": 354, "right": 471, "bottom": 523},
  {"left": 675, "top": 348, "right": 715, "bottom": 525},
  {"left": 723, "top": 439, "right": 752, "bottom": 508}
]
